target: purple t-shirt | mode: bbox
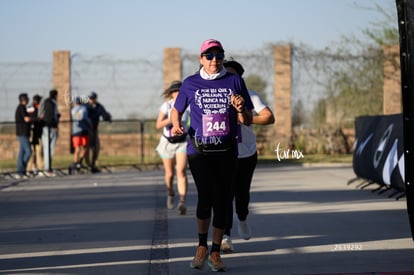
[174,72,253,155]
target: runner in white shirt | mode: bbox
[156,80,190,215]
[222,59,275,252]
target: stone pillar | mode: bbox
[163,48,182,90]
[383,45,401,114]
[273,45,292,144]
[53,51,71,155]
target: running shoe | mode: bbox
[167,195,175,209]
[177,202,187,215]
[45,171,57,177]
[208,251,226,272]
[238,220,251,240]
[15,174,28,180]
[37,171,46,177]
[190,246,208,269]
[90,166,101,173]
[220,234,234,252]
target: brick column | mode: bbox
[273,45,292,144]
[163,48,182,90]
[53,51,71,155]
[383,45,401,114]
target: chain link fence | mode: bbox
[1,42,384,170]
[70,53,164,119]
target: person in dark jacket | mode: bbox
[15,93,33,178]
[86,91,111,173]
[27,94,43,175]
[38,89,60,176]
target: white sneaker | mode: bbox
[220,234,234,252]
[15,174,28,180]
[46,171,57,177]
[37,171,46,177]
[238,220,251,240]
[167,195,175,209]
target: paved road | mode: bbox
[0,164,413,274]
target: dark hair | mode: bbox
[74,96,82,104]
[223,59,245,76]
[33,94,42,103]
[89,91,97,99]
[18,93,28,101]
[162,80,182,99]
[49,89,58,98]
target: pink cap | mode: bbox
[200,39,224,54]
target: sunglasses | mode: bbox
[202,52,225,61]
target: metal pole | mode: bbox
[396,0,414,240]
[48,126,51,172]
[140,120,145,165]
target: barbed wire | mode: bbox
[0,62,52,121]
[0,43,385,124]
[70,53,163,120]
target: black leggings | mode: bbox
[188,150,237,229]
[225,152,257,235]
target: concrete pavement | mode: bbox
[0,164,413,274]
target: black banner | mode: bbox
[353,114,405,191]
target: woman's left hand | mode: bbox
[231,94,245,113]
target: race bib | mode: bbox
[202,114,229,137]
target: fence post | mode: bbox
[273,45,292,146]
[163,48,182,88]
[140,120,145,164]
[383,45,401,115]
[53,51,71,156]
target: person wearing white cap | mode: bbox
[70,96,91,174]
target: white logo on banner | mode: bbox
[382,138,405,186]
[373,124,394,169]
[355,133,374,156]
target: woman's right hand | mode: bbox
[170,107,184,136]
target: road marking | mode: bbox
[149,181,169,275]
[0,236,410,273]
[0,259,149,273]
[0,244,151,260]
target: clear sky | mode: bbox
[0,0,396,62]
[0,0,398,121]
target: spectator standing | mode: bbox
[221,59,275,252]
[27,94,43,175]
[15,93,33,178]
[156,80,190,215]
[38,89,60,177]
[86,91,111,173]
[70,97,91,174]
[170,39,253,272]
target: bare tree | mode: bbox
[291,2,398,154]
